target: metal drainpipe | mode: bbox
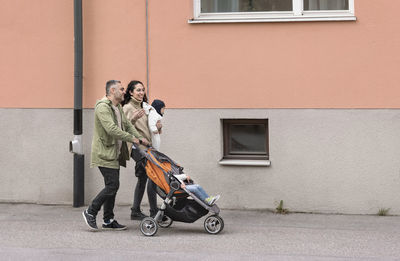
[146,0,149,98]
[69,0,84,207]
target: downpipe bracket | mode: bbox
[69,135,83,155]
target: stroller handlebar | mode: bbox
[131,144,151,162]
[132,143,152,149]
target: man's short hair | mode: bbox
[105,80,121,95]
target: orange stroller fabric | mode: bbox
[144,149,184,195]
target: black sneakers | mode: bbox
[102,220,127,231]
[83,209,126,231]
[82,209,98,230]
[130,210,147,220]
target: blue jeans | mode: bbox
[185,184,209,202]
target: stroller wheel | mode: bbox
[140,217,158,236]
[204,215,224,235]
[157,215,173,228]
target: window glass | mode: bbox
[223,119,269,160]
[303,0,349,11]
[201,0,293,13]
[229,124,266,154]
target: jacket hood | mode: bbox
[151,99,165,116]
[95,97,112,107]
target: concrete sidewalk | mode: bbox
[1,203,400,260]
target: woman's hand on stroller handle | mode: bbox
[140,138,149,146]
[132,137,149,146]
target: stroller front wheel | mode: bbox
[204,215,224,235]
[140,217,158,236]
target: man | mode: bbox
[82,80,149,231]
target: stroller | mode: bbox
[132,146,224,236]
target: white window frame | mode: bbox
[189,0,356,23]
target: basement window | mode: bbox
[220,119,270,166]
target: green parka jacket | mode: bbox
[90,97,143,169]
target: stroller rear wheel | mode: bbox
[157,215,173,228]
[204,215,224,235]
[140,217,158,236]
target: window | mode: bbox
[201,0,293,12]
[190,0,355,23]
[222,119,269,161]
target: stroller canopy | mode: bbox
[143,148,185,196]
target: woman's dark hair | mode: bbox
[122,80,147,106]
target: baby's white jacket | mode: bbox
[145,103,163,150]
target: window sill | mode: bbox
[189,15,356,24]
[219,159,271,167]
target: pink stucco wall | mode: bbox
[148,0,400,108]
[82,0,147,108]
[0,0,399,108]
[0,0,147,108]
[0,0,73,108]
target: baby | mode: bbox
[148,99,165,151]
[174,173,220,206]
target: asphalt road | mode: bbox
[1,203,400,260]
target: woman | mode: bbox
[122,80,159,220]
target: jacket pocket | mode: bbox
[98,138,117,161]
[100,136,115,146]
